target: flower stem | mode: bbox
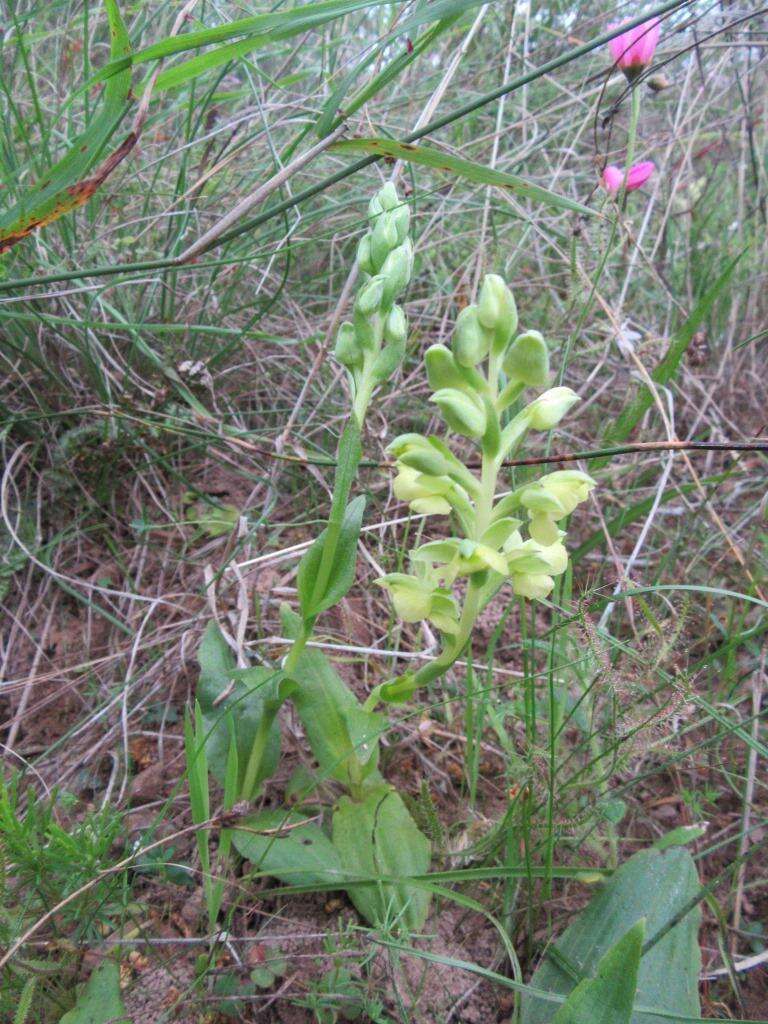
[620,86,642,211]
[369,352,503,708]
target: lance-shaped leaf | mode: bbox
[297,494,365,619]
[281,606,381,789]
[85,0,398,90]
[296,418,363,621]
[521,845,701,1024]
[0,1,133,253]
[329,138,597,217]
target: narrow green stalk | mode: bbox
[241,622,310,799]
[239,717,275,801]
[620,86,642,211]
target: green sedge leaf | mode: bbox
[0,0,132,253]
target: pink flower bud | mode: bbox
[602,165,624,195]
[625,160,655,190]
[608,17,660,81]
[601,161,655,196]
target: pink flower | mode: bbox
[602,161,655,196]
[608,17,660,80]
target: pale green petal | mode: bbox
[506,539,558,574]
[519,485,566,516]
[540,540,569,575]
[410,496,452,515]
[411,539,461,564]
[376,573,432,621]
[512,573,554,600]
[475,544,511,575]
[529,511,561,546]
[480,517,522,549]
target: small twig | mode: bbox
[731,652,765,955]
[175,124,347,265]
[496,438,768,469]
[84,410,768,469]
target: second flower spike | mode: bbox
[333,183,414,423]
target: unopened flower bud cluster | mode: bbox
[334,183,414,418]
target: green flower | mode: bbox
[526,386,580,429]
[411,537,508,583]
[376,573,460,634]
[510,572,556,600]
[393,466,471,517]
[518,471,596,544]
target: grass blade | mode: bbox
[329,138,597,217]
[598,252,745,459]
[0,0,132,252]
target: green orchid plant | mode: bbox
[191,183,432,933]
[190,183,594,936]
[370,275,595,706]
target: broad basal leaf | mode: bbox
[332,784,431,931]
[232,809,343,887]
[552,921,644,1024]
[196,622,281,796]
[59,961,126,1024]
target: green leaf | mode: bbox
[332,419,363,513]
[59,961,127,1024]
[86,0,396,88]
[196,623,281,795]
[281,607,381,788]
[296,420,363,621]
[332,784,431,931]
[329,138,596,217]
[297,494,365,618]
[0,1,132,252]
[597,252,744,463]
[552,921,644,1024]
[652,826,708,852]
[232,809,344,886]
[522,846,701,1024]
